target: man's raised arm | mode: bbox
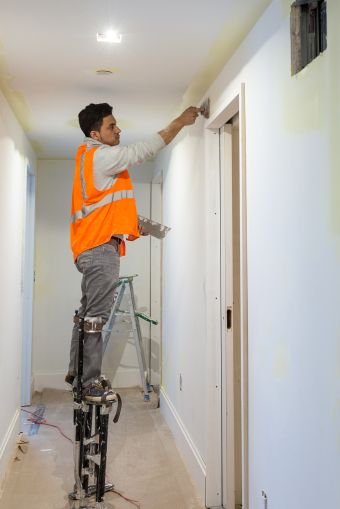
[158,106,202,145]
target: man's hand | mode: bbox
[139,225,149,236]
[127,225,149,241]
[159,106,203,145]
[178,106,202,126]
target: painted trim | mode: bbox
[160,387,206,504]
[0,409,20,487]
[207,96,240,130]
[239,83,249,509]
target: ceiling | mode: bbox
[0,0,271,159]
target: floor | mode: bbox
[0,388,205,509]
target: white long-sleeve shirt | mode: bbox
[84,133,165,191]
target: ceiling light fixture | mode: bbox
[96,30,122,43]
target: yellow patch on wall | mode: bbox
[66,118,80,129]
[272,342,290,379]
[176,0,272,113]
[282,55,328,133]
[281,0,292,18]
[328,1,340,238]
[30,139,44,155]
[116,118,133,129]
[279,0,340,238]
[0,41,32,132]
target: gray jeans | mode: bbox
[68,241,120,386]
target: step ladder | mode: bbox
[102,275,158,401]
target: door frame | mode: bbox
[205,84,249,508]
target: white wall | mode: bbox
[0,89,36,485]
[157,0,340,507]
[33,160,161,390]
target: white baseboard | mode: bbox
[0,409,20,490]
[160,387,206,504]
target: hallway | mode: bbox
[1,1,340,508]
[0,388,204,509]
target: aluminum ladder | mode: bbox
[102,275,158,401]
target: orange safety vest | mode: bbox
[70,144,140,261]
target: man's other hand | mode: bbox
[127,225,149,241]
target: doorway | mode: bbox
[205,86,248,509]
[21,167,35,406]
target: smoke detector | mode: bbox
[96,69,113,76]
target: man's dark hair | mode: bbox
[78,103,113,137]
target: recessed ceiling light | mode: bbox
[96,31,122,43]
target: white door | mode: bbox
[220,119,243,509]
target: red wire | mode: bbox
[21,408,73,444]
[108,487,141,509]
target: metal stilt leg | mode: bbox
[70,399,121,509]
[69,312,122,509]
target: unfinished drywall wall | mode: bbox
[157,0,340,507]
[33,160,161,391]
[0,89,36,484]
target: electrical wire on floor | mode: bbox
[20,407,142,509]
[21,407,73,443]
[107,487,141,509]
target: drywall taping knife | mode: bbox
[138,215,171,239]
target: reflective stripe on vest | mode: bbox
[79,151,117,201]
[80,152,88,200]
[70,189,135,223]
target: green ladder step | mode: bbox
[135,312,158,326]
